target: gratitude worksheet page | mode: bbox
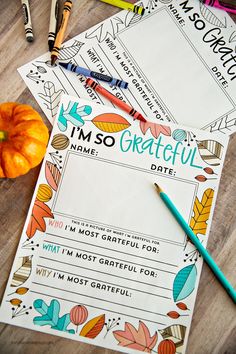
[18,0,236,134]
[0,95,229,354]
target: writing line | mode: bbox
[31,282,168,319]
[44,238,176,279]
[39,256,173,293]
[46,232,178,267]
[36,263,171,299]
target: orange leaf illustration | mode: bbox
[167,311,180,319]
[113,321,157,352]
[79,314,105,338]
[176,302,188,311]
[26,200,54,238]
[140,121,171,139]
[45,161,61,191]
[9,298,22,307]
[92,113,130,133]
[195,175,207,182]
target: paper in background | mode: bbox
[18,0,236,134]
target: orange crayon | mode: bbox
[86,78,147,123]
[51,0,73,66]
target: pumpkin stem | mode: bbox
[0,130,8,142]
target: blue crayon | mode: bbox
[59,62,128,89]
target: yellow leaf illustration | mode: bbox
[79,314,105,338]
[9,298,22,306]
[190,188,214,236]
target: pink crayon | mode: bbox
[202,0,236,15]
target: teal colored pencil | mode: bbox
[154,183,236,304]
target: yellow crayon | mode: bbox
[51,0,73,66]
[99,0,145,15]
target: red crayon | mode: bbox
[86,78,147,123]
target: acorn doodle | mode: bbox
[51,133,70,150]
[36,184,53,202]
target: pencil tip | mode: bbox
[154,183,163,194]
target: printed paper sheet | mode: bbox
[18,0,236,134]
[0,95,229,354]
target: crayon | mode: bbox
[21,0,34,42]
[48,0,59,51]
[201,0,236,15]
[86,78,147,122]
[59,62,129,89]
[99,0,145,15]
[154,183,236,304]
[51,0,73,66]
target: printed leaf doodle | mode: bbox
[10,256,32,287]
[38,81,64,118]
[159,325,186,354]
[79,314,105,338]
[210,115,236,134]
[33,63,47,74]
[199,2,227,28]
[190,188,214,236]
[229,31,236,43]
[176,302,188,311]
[85,18,123,43]
[113,321,158,352]
[125,3,144,27]
[26,200,54,238]
[173,264,197,302]
[92,113,130,133]
[58,101,92,132]
[9,299,22,307]
[58,40,84,60]
[140,121,171,139]
[45,161,61,191]
[8,287,29,296]
[33,299,75,334]
[196,140,223,166]
[167,311,181,319]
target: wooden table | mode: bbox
[0,1,235,353]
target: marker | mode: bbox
[51,0,73,66]
[48,0,59,51]
[86,78,147,122]
[154,183,236,304]
[201,0,236,15]
[59,62,129,89]
[21,0,34,42]
[99,0,145,15]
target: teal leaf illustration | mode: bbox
[51,313,72,332]
[173,264,197,302]
[33,299,75,334]
[58,101,92,132]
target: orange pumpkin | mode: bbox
[0,102,49,178]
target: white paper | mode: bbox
[18,0,236,134]
[0,95,229,354]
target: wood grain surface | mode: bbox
[0,1,235,353]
